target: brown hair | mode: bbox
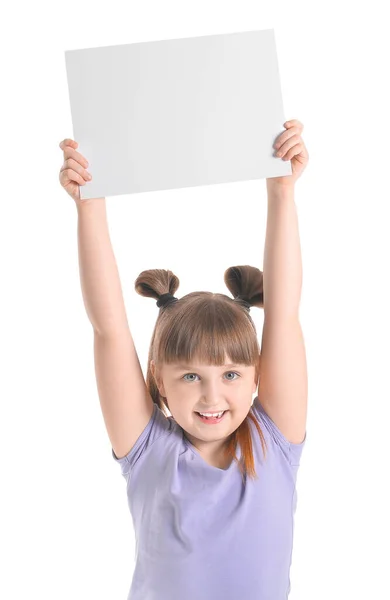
[134,265,268,482]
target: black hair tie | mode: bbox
[156,293,178,308]
[235,296,251,311]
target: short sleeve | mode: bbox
[251,396,306,467]
[111,401,174,478]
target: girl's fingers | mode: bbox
[61,143,89,168]
[285,119,303,131]
[59,167,88,187]
[60,157,91,182]
[273,120,303,150]
[275,133,301,157]
[274,127,300,150]
[281,142,304,160]
[59,139,78,149]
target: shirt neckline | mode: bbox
[182,430,241,472]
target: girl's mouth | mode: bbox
[195,411,228,424]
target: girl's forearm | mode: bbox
[263,183,303,319]
[76,199,130,336]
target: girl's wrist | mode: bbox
[76,197,106,212]
[266,181,295,198]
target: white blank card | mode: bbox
[64,29,292,200]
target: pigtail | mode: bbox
[224,265,264,310]
[135,268,180,301]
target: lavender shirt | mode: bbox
[112,395,306,600]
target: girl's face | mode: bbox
[151,355,259,457]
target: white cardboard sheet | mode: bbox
[64,29,291,199]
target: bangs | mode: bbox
[156,294,260,367]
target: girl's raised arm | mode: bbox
[59,139,154,459]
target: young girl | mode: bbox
[58,119,309,600]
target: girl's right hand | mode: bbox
[58,138,94,206]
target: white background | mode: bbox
[1,1,389,599]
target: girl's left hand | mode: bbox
[267,119,309,188]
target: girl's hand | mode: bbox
[58,139,95,207]
[267,119,309,189]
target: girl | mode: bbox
[58,119,309,600]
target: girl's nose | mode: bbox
[201,383,223,404]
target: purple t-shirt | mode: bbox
[112,395,306,600]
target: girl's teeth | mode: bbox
[199,411,224,418]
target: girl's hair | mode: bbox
[134,265,268,482]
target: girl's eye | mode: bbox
[182,374,198,382]
[182,371,240,382]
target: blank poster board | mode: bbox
[64,29,292,200]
